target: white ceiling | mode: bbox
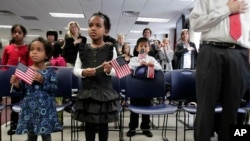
[0,0,196,45]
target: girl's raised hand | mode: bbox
[34,72,44,84]
[10,75,20,88]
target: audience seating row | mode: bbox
[1,65,249,141]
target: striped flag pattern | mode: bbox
[110,57,131,79]
[15,62,35,85]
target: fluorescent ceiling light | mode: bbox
[127,38,137,41]
[130,30,141,33]
[0,25,12,28]
[180,0,195,1]
[50,12,84,18]
[64,27,87,31]
[137,17,170,23]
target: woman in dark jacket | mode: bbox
[174,29,198,69]
[62,21,87,67]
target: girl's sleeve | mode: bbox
[168,50,174,61]
[150,57,162,70]
[128,57,140,70]
[106,47,117,76]
[42,70,58,94]
[73,52,86,78]
[1,47,8,65]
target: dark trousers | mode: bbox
[129,98,151,130]
[85,122,108,141]
[194,44,250,141]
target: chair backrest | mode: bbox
[170,69,196,101]
[164,71,171,85]
[0,65,17,97]
[49,66,72,98]
[125,70,165,98]
[72,73,82,92]
[112,76,120,93]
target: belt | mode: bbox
[201,41,243,49]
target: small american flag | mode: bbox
[110,57,131,78]
[138,49,146,59]
[15,62,35,85]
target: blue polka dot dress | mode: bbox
[15,68,63,135]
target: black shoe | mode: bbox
[143,130,153,137]
[8,123,17,135]
[7,129,16,135]
[126,130,136,137]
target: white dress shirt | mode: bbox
[190,0,250,48]
[129,54,162,70]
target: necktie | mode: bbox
[229,0,241,40]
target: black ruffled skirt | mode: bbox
[73,88,121,123]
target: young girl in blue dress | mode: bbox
[73,12,121,141]
[10,37,63,141]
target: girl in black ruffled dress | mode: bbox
[73,12,121,141]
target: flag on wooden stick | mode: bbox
[110,57,131,78]
[15,62,35,85]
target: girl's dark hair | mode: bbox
[121,43,132,56]
[29,37,53,61]
[11,24,27,36]
[90,12,110,31]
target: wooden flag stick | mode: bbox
[94,64,103,70]
[94,60,111,70]
[10,57,21,93]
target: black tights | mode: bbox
[85,122,108,141]
[27,133,51,141]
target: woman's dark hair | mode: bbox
[11,24,27,36]
[29,37,53,61]
[46,31,58,41]
[90,12,111,32]
[142,28,152,36]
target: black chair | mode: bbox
[125,70,178,141]
[51,66,73,141]
[12,66,73,141]
[70,73,82,141]
[111,76,125,141]
[0,65,17,141]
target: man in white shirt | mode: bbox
[190,0,250,141]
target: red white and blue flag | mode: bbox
[15,62,35,85]
[138,49,146,60]
[110,57,131,79]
